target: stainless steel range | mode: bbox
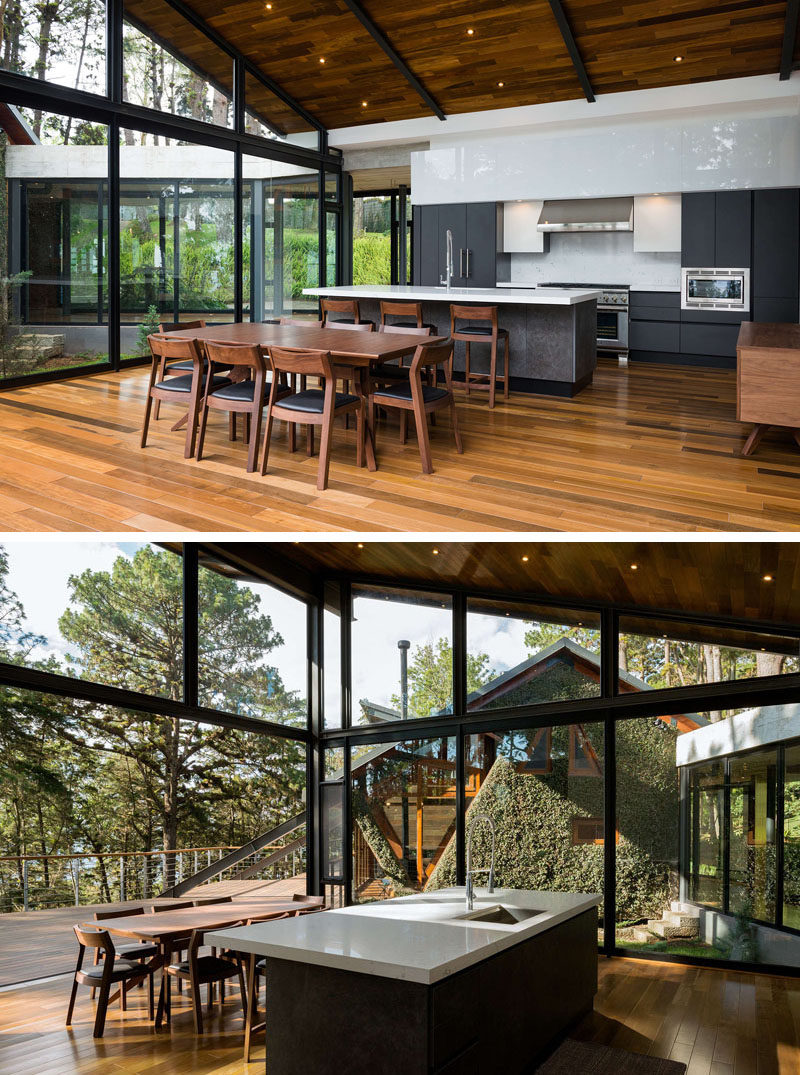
[538,282,630,362]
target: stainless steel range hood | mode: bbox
[536,197,634,233]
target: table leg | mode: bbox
[358,368,377,472]
[793,429,800,451]
[155,939,172,1029]
[741,423,768,457]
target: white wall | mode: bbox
[675,703,800,767]
[502,232,681,289]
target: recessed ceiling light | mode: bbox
[497,81,504,87]
[630,563,638,570]
[763,574,773,582]
[432,547,439,555]
[467,27,474,35]
[265,2,272,8]
[521,555,529,563]
[673,55,683,62]
[319,57,325,64]
[357,542,364,548]
[361,100,368,108]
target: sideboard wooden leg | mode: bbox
[741,424,768,457]
[793,428,800,451]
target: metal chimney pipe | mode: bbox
[398,640,410,720]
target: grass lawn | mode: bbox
[616,936,729,959]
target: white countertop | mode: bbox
[206,886,600,985]
[302,284,599,306]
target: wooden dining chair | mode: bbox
[279,317,323,328]
[450,304,510,408]
[262,346,367,491]
[66,926,155,1038]
[151,901,194,912]
[152,320,207,420]
[142,335,231,459]
[323,320,374,425]
[192,895,234,906]
[90,907,158,998]
[196,340,290,473]
[320,297,373,328]
[372,324,433,389]
[240,911,298,1061]
[166,927,248,1035]
[369,339,463,474]
[379,300,438,335]
[292,893,325,905]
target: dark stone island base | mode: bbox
[352,297,598,398]
[264,907,598,1075]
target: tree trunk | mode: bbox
[756,652,784,677]
[212,88,228,127]
[618,640,628,674]
[162,715,181,887]
[36,800,50,888]
[32,2,61,137]
[663,639,671,688]
[703,644,723,721]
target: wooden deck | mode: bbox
[1,956,797,1074]
[0,359,798,532]
[0,877,305,988]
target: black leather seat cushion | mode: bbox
[170,955,239,979]
[454,325,506,336]
[166,359,233,373]
[371,362,409,380]
[208,379,286,403]
[82,959,147,983]
[386,320,439,332]
[115,941,159,960]
[373,384,449,404]
[154,373,231,393]
[278,389,359,413]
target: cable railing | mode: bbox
[0,834,307,914]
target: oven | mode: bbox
[681,267,750,312]
[538,282,629,358]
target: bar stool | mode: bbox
[379,300,438,336]
[450,304,509,409]
[320,297,374,329]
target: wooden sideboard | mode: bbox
[736,321,800,456]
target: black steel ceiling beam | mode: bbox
[547,0,595,103]
[340,0,446,121]
[780,0,800,79]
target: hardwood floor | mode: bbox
[0,359,798,532]
[1,957,798,1074]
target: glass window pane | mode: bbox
[353,195,392,285]
[244,71,319,150]
[242,155,320,322]
[324,583,342,729]
[688,761,725,908]
[123,4,233,127]
[120,130,234,356]
[351,586,452,724]
[0,541,181,699]
[322,783,344,879]
[455,724,604,935]
[326,210,338,287]
[0,686,305,909]
[1,108,110,380]
[466,598,601,712]
[197,556,307,725]
[351,736,456,901]
[729,749,777,923]
[1,2,105,94]
[619,615,800,708]
[784,745,800,930]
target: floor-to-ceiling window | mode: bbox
[352,189,410,285]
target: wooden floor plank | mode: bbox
[0,360,798,531]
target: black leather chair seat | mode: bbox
[386,320,438,333]
[326,318,374,327]
[81,960,147,983]
[278,389,359,413]
[154,373,231,393]
[169,955,239,978]
[208,379,282,403]
[371,362,409,380]
[373,384,449,404]
[115,941,159,960]
[166,359,233,373]
[454,325,507,337]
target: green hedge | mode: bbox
[353,233,391,285]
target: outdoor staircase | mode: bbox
[632,901,701,944]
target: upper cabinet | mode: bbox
[501,201,548,253]
[633,196,681,252]
[681,191,752,267]
[414,202,501,288]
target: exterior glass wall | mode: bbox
[784,744,800,930]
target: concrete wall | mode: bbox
[695,904,800,968]
[676,704,800,767]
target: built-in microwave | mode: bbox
[681,267,750,312]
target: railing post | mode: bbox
[73,859,80,906]
[142,856,148,900]
[119,855,125,903]
[23,859,29,912]
[162,852,167,889]
[194,850,198,875]
[207,850,212,868]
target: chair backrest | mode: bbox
[409,340,455,382]
[152,900,194,912]
[380,300,423,326]
[321,297,359,324]
[293,893,325,904]
[205,340,266,375]
[244,911,293,925]
[450,304,498,333]
[296,905,325,915]
[378,324,432,337]
[192,895,234,906]
[325,320,373,333]
[268,346,334,381]
[94,906,144,921]
[280,317,323,328]
[74,924,114,955]
[158,319,206,333]
[147,333,203,365]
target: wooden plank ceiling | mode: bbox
[139,0,795,130]
[243,542,800,637]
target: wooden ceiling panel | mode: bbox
[247,541,800,632]
[132,1,793,131]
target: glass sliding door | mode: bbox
[688,761,725,907]
[728,749,777,923]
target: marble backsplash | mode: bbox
[498,232,681,289]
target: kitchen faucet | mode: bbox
[440,228,454,290]
[465,813,496,911]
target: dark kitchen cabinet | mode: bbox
[753,188,800,308]
[681,191,751,268]
[413,201,499,287]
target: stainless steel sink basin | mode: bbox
[453,904,544,925]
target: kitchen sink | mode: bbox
[452,904,544,925]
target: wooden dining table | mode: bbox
[160,321,448,471]
[82,898,305,1028]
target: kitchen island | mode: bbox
[208,887,600,1074]
[302,284,600,396]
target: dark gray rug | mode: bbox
[535,1039,687,1074]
